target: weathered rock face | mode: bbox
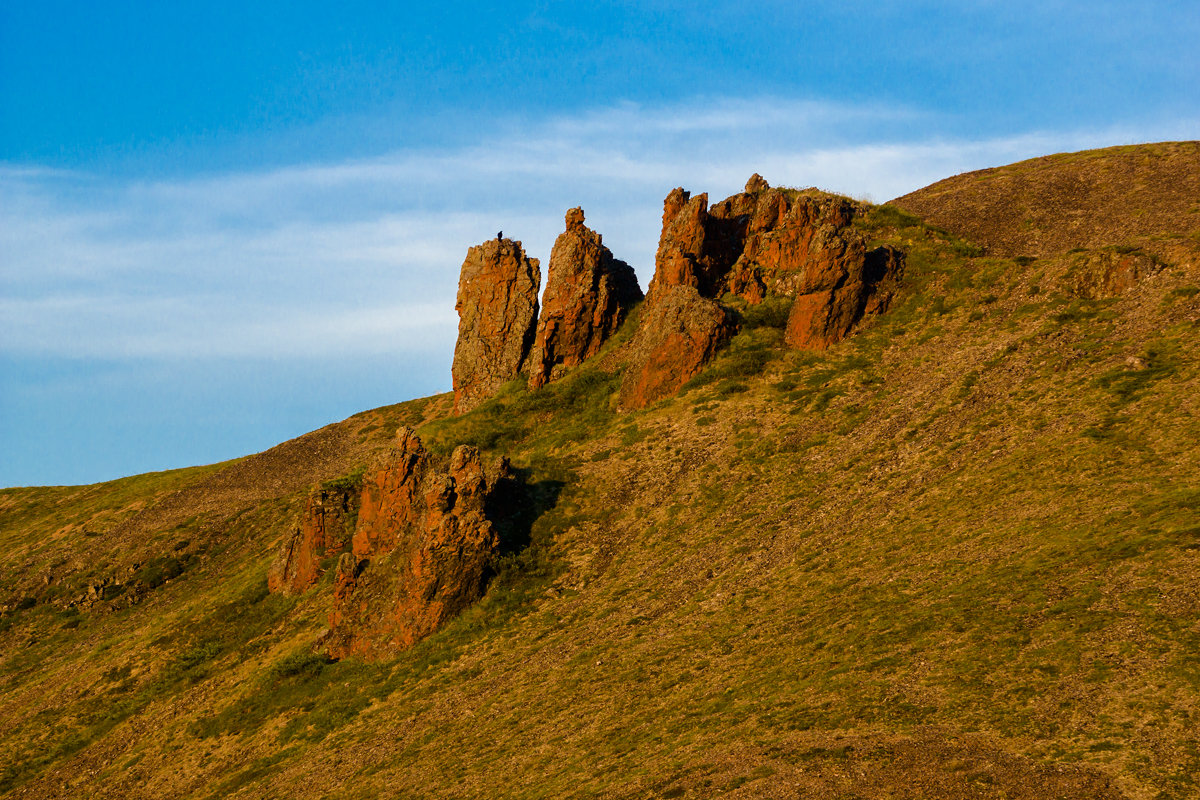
[648,189,719,301]
[452,238,541,414]
[327,428,505,660]
[618,285,736,410]
[723,191,863,303]
[350,427,429,558]
[643,174,905,364]
[782,240,907,350]
[527,208,643,389]
[268,486,358,595]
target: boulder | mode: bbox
[452,238,541,414]
[618,285,736,410]
[268,485,359,595]
[527,208,643,389]
[327,429,504,660]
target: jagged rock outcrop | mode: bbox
[446,175,904,413]
[327,428,507,660]
[267,486,358,595]
[452,238,541,414]
[784,242,906,349]
[641,174,905,370]
[723,191,862,303]
[648,188,720,301]
[527,208,643,389]
[618,285,736,410]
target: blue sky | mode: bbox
[2,1,1197,486]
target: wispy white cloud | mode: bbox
[0,295,456,358]
[2,97,1195,363]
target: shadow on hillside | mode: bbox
[486,467,564,564]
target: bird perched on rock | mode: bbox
[496,231,503,240]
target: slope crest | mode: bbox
[892,141,1200,259]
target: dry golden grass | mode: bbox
[892,141,1200,261]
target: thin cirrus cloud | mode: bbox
[2,97,1196,367]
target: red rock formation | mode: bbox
[452,238,541,414]
[327,428,505,660]
[639,175,906,365]
[618,285,735,410]
[784,283,870,350]
[527,208,643,389]
[268,486,358,595]
[351,427,429,557]
[725,191,863,302]
[647,189,717,301]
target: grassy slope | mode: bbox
[891,140,1200,261]
[3,150,1200,799]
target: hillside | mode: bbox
[892,140,1200,261]
[3,143,1200,799]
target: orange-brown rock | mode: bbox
[267,486,358,595]
[350,426,429,558]
[618,285,735,410]
[784,282,871,350]
[527,208,642,389]
[452,238,541,414]
[723,191,864,302]
[782,241,906,350]
[649,176,906,353]
[647,189,718,301]
[327,428,504,660]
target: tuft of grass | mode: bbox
[857,204,923,233]
[320,465,366,492]
[421,366,620,458]
[736,294,794,330]
[131,555,189,590]
[684,325,786,392]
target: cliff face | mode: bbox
[452,239,541,414]
[527,208,643,390]
[326,429,507,660]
